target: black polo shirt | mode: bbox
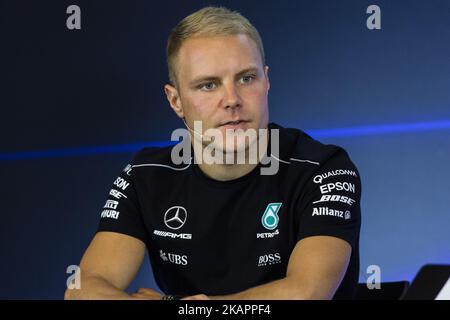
[97,122,362,299]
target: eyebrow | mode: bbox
[189,66,259,87]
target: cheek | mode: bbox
[241,85,268,108]
[183,92,218,117]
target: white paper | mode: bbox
[435,276,450,300]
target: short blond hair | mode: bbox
[166,6,266,87]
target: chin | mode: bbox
[221,134,258,154]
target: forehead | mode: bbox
[177,34,262,79]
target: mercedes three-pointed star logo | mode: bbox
[164,206,187,230]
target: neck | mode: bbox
[197,158,258,182]
[192,131,269,182]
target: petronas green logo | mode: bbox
[261,203,282,230]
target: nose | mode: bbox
[223,82,242,110]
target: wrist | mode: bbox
[161,294,183,300]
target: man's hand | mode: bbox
[181,294,210,300]
[131,288,164,300]
[132,289,210,300]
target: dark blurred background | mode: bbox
[1,0,449,299]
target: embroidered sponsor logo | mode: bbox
[159,249,188,266]
[257,229,280,239]
[100,209,120,219]
[164,206,187,230]
[123,164,132,176]
[153,230,192,240]
[313,169,358,184]
[312,207,351,220]
[109,189,127,200]
[261,203,282,230]
[319,182,355,194]
[258,253,281,267]
[104,199,119,210]
[113,177,130,191]
[313,194,356,206]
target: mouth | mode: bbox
[219,119,248,126]
[218,120,249,130]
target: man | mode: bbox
[65,6,361,300]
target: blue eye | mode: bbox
[199,82,217,91]
[241,74,256,84]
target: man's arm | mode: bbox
[64,231,161,300]
[183,235,351,300]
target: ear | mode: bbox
[164,84,184,119]
[264,66,270,92]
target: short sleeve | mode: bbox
[296,149,361,250]
[96,163,148,244]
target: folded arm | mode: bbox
[184,235,351,300]
[64,231,161,300]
